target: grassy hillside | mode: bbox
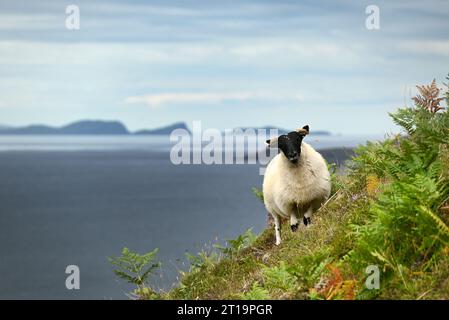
[111,77,449,300]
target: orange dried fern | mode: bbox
[312,265,357,300]
[366,174,381,196]
[412,79,445,113]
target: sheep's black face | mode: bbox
[277,131,304,164]
[265,125,309,164]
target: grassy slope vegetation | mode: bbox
[115,78,449,300]
[163,78,449,300]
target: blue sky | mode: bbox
[0,0,448,134]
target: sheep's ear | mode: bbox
[266,136,279,147]
[296,125,310,136]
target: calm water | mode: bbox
[0,134,383,152]
[0,135,383,299]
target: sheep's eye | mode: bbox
[288,134,300,141]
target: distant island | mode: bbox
[0,120,331,136]
[134,122,191,135]
[0,120,191,135]
[233,126,331,136]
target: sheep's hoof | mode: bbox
[290,223,299,232]
[303,216,311,226]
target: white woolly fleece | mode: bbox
[262,142,331,244]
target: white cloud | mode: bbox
[124,92,304,108]
[0,39,373,69]
[0,41,226,66]
[0,14,60,30]
[94,3,200,17]
[230,43,343,57]
[399,40,449,56]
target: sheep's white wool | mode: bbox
[263,142,331,245]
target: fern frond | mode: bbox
[413,79,445,113]
[418,205,449,243]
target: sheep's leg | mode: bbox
[290,207,300,232]
[303,207,313,226]
[272,214,282,245]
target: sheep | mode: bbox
[262,125,331,245]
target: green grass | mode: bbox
[164,181,373,300]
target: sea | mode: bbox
[0,134,384,299]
